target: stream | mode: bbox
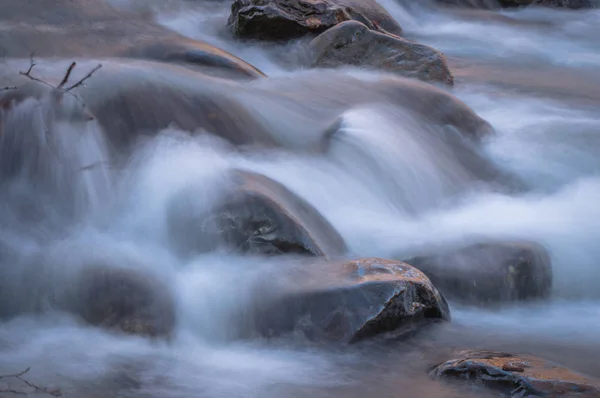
[0,0,599,397]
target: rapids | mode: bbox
[1,0,599,397]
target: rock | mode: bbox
[228,0,402,41]
[309,21,453,85]
[434,0,503,9]
[532,0,596,8]
[0,246,176,338]
[65,266,177,338]
[0,0,264,80]
[431,350,600,397]
[404,241,552,304]
[247,258,450,342]
[168,169,348,258]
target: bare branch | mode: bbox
[65,64,102,92]
[24,53,36,75]
[18,55,101,95]
[0,367,30,379]
[19,53,54,89]
[57,62,77,89]
[0,367,61,397]
[1,86,17,91]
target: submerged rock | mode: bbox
[248,258,450,342]
[0,251,176,338]
[65,266,177,338]
[0,0,264,80]
[309,21,453,85]
[228,0,402,41]
[168,169,348,258]
[431,350,600,397]
[404,241,552,304]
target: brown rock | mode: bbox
[228,0,402,41]
[431,350,600,397]
[0,0,264,80]
[309,21,453,85]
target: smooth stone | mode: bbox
[404,241,553,304]
[0,0,264,80]
[168,169,348,258]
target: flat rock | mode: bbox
[228,0,402,41]
[247,258,450,342]
[310,21,453,85]
[431,350,600,397]
[404,241,552,304]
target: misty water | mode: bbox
[1,1,600,397]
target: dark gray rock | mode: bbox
[228,0,402,41]
[309,21,453,85]
[168,169,348,258]
[431,350,600,397]
[532,0,597,9]
[404,241,552,304]
[65,266,177,338]
[248,258,450,342]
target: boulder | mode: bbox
[404,241,552,304]
[532,0,596,8]
[65,266,177,338]
[0,0,264,80]
[227,0,402,41]
[247,258,450,342]
[168,169,348,258]
[431,350,600,397]
[0,251,176,338]
[309,21,453,85]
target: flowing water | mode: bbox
[1,1,600,397]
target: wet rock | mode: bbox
[404,241,552,304]
[0,0,264,80]
[309,21,453,85]
[228,0,402,41]
[168,169,348,258]
[249,258,450,342]
[431,350,600,397]
[65,266,176,338]
[532,0,597,8]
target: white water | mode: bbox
[1,1,600,397]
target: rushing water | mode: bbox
[1,1,600,397]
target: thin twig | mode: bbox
[24,53,36,75]
[65,64,102,92]
[0,367,61,397]
[57,62,77,89]
[0,367,30,379]
[19,53,54,89]
[1,86,17,91]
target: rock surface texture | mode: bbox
[168,169,348,258]
[310,21,454,85]
[228,0,403,40]
[431,350,600,397]
[404,241,552,304]
[250,258,451,342]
